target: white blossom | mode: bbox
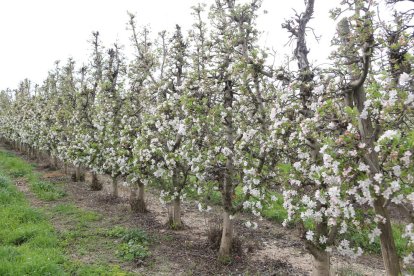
[399,72,410,86]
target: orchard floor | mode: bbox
[0,144,387,276]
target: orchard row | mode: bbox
[0,0,413,275]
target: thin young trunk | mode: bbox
[311,251,330,276]
[111,176,118,198]
[130,180,146,212]
[167,197,182,229]
[218,79,235,261]
[218,210,233,261]
[90,171,102,191]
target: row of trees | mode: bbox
[1,0,413,275]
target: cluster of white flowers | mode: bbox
[378,130,400,143]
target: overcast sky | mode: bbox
[0,0,400,91]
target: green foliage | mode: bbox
[117,242,150,262]
[345,223,409,257]
[105,227,151,262]
[105,226,129,238]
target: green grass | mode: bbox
[261,192,288,224]
[52,203,102,226]
[0,172,66,275]
[64,261,131,276]
[0,150,133,275]
[0,151,65,201]
[30,179,66,201]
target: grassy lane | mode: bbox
[0,150,137,275]
[0,167,66,275]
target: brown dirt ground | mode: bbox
[3,145,387,276]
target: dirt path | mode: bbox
[4,146,386,275]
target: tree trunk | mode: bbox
[75,166,84,182]
[90,171,102,191]
[374,197,401,276]
[338,17,402,276]
[35,149,41,163]
[312,251,330,276]
[30,147,36,159]
[217,78,235,262]
[111,176,118,198]
[218,210,233,261]
[355,86,401,276]
[130,181,146,212]
[167,197,182,229]
[50,155,58,169]
[54,156,58,169]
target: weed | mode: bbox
[105,226,151,262]
[106,226,129,238]
[118,241,150,261]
